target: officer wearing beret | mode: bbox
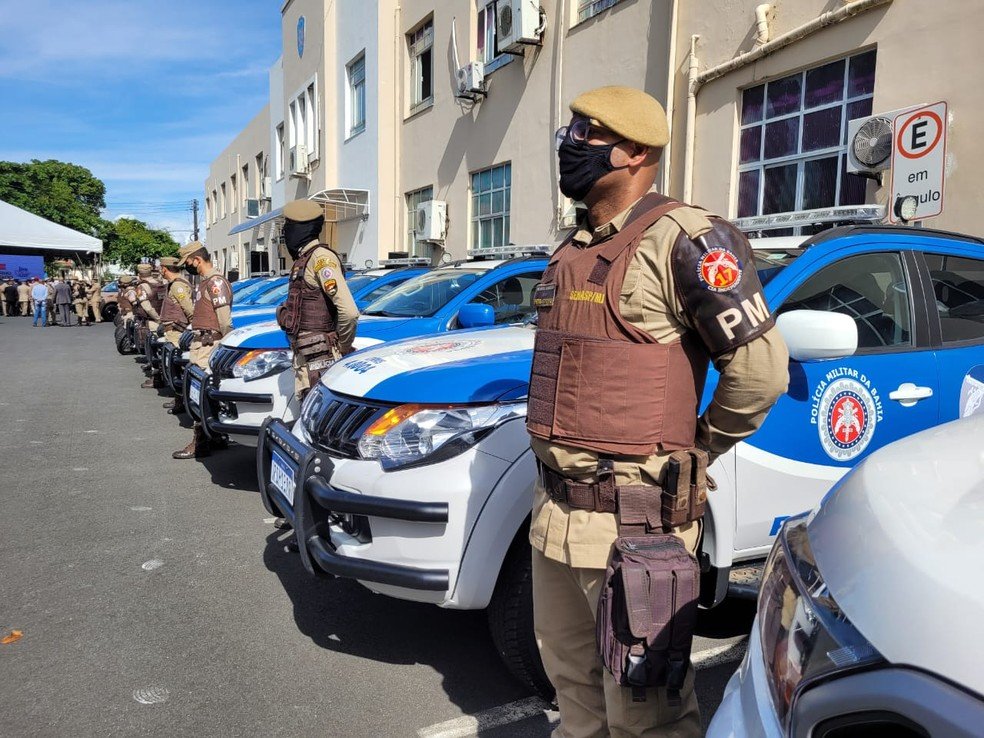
[117,275,136,325]
[158,256,195,413]
[172,243,234,459]
[528,86,789,736]
[86,278,103,323]
[276,200,358,403]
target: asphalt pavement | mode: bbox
[0,316,754,736]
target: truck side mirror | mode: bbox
[776,309,858,362]
[458,303,495,328]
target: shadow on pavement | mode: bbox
[262,530,531,717]
[197,442,262,492]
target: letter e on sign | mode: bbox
[889,101,947,223]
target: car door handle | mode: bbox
[889,383,934,407]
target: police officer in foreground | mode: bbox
[172,242,233,460]
[158,256,195,414]
[528,87,789,737]
[276,200,359,403]
[135,263,166,388]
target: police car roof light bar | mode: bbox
[731,205,887,232]
[379,257,432,268]
[465,244,554,260]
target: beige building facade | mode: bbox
[207,0,982,272]
[203,105,271,277]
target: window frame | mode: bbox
[219,182,227,220]
[736,50,876,229]
[576,0,623,24]
[347,52,367,138]
[476,1,512,74]
[405,185,435,255]
[469,162,512,250]
[408,19,435,113]
[777,249,930,357]
[914,249,984,349]
[470,269,544,325]
[275,123,286,180]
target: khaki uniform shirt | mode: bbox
[530,201,789,569]
[297,240,359,352]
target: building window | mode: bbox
[255,153,264,197]
[737,50,876,226]
[305,82,317,156]
[275,123,286,180]
[406,186,434,255]
[470,162,511,249]
[477,2,511,72]
[577,0,622,23]
[348,53,366,136]
[219,183,226,219]
[205,196,212,225]
[211,189,218,223]
[241,164,249,207]
[230,173,238,213]
[408,20,434,111]
[287,80,319,168]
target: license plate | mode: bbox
[189,379,201,406]
[270,450,296,507]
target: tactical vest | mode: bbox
[527,197,709,457]
[117,288,133,313]
[276,246,339,337]
[160,277,191,330]
[138,278,165,314]
[191,274,230,333]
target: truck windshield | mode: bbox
[362,269,483,317]
[251,283,289,305]
[753,248,805,286]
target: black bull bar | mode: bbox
[256,418,450,592]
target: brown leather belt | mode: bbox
[538,462,618,513]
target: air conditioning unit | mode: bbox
[289,144,310,177]
[455,61,486,99]
[261,176,272,200]
[415,200,447,243]
[245,199,260,218]
[846,107,919,177]
[495,0,544,54]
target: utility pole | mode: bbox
[192,199,200,241]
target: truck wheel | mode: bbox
[115,324,133,354]
[102,303,118,322]
[487,542,555,701]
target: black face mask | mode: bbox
[283,218,324,259]
[184,260,198,276]
[558,135,627,202]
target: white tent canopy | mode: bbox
[0,199,102,253]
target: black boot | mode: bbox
[172,423,210,459]
[166,397,186,415]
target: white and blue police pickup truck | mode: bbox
[257,224,984,696]
[189,248,549,447]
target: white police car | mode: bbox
[707,414,984,738]
[258,224,984,693]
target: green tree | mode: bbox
[0,159,106,235]
[99,218,180,267]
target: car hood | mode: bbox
[231,306,278,328]
[221,314,421,350]
[355,314,416,336]
[806,414,984,697]
[322,325,536,404]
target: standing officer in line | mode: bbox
[117,275,137,324]
[158,256,195,414]
[134,263,165,387]
[86,279,103,323]
[276,200,359,403]
[172,243,233,460]
[17,280,32,317]
[527,87,789,737]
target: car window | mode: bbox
[102,282,119,293]
[470,272,542,324]
[359,281,402,304]
[346,275,375,293]
[362,269,482,317]
[778,252,911,350]
[235,279,278,302]
[752,248,805,286]
[252,283,289,305]
[923,253,984,343]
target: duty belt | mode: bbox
[538,460,618,513]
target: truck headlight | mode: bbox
[758,513,884,728]
[357,402,527,470]
[232,349,292,382]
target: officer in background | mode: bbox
[86,279,103,323]
[158,256,195,414]
[528,87,789,737]
[276,200,359,403]
[117,275,136,324]
[72,279,89,326]
[45,279,58,325]
[172,243,233,460]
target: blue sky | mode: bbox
[0,0,281,241]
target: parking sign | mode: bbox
[889,101,948,223]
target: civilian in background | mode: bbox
[31,280,48,327]
[4,280,18,316]
[53,279,73,326]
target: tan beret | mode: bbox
[177,241,206,266]
[119,275,134,285]
[159,256,180,268]
[570,86,669,148]
[136,263,153,275]
[283,199,324,223]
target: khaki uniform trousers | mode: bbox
[533,547,701,738]
[291,345,342,398]
[89,299,102,322]
[164,329,184,346]
[19,300,31,316]
[190,340,217,370]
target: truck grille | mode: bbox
[208,346,251,379]
[303,386,393,459]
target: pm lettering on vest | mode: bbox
[715,293,770,340]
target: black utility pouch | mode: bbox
[596,533,700,704]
